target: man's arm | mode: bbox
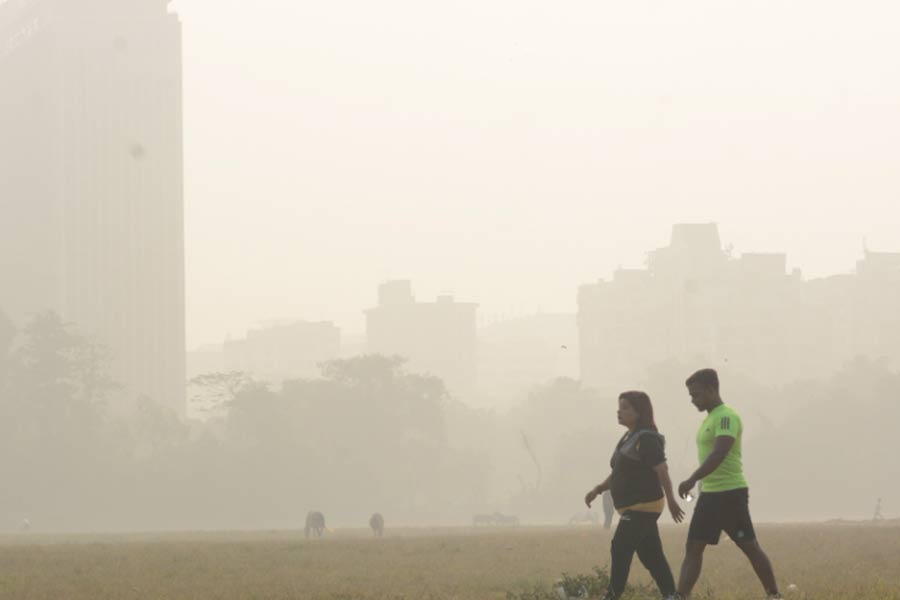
[678,436,735,498]
[585,474,612,508]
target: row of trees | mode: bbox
[0,311,493,531]
[1,309,896,531]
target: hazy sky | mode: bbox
[174,0,900,347]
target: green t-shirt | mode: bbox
[696,404,748,493]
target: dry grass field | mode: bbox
[1,522,898,599]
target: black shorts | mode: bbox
[687,488,756,545]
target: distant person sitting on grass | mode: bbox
[585,391,684,600]
[675,368,781,600]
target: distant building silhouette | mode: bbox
[578,223,900,389]
[0,0,185,413]
[849,249,900,363]
[365,281,477,399]
[477,313,577,407]
[223,320,341,383]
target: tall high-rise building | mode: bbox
[0,0,185,413]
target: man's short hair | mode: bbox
[686,368,719,391]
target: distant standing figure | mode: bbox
[874,498,884,522]
[602,491,615,530]
[305,511,326,539]
[21,518,31,532]
[370,512,385,537]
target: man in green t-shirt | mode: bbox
[675,369,781,599]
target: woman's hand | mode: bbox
[668,498,685,523]
[586,476,611,508]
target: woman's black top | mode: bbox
[608,429,666,510]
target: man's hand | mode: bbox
[668,499,685,523]
[585,487,599,508]
[678,478,696,500]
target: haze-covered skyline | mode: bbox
[3,0,900,542]
[175,0,900,346]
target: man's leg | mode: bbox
[679,492,720,598]
[676,540,707,598]
[724,490,779,596]
[736,539,779,596]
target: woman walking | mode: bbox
[585,391,684,600]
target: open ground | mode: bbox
[1,522,898,599]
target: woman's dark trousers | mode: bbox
[607,510,675,599]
